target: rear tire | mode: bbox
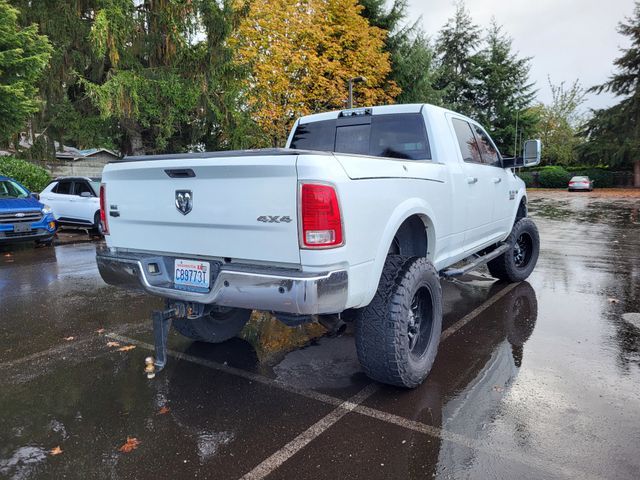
[487,218,540,282]
[173,308,251,343]
[355,255,443,388]
[93,211,103,236]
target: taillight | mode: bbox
[300,183,343,248]
[99,183,109,235]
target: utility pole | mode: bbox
[347,77,366,109]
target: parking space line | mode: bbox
[110,332,595,480]
[239,383,379,480]
[440,282,519,341]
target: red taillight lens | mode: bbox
[99,183,109,235]
[300,183,343,248]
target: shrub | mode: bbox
[517,171,535,187]
[0,156,51,192]
[537,166,570,188]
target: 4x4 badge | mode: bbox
[175,190,193,215]
[257,216,292,223]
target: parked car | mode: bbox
[40,176,103,234]
[568,176,593,191]
[0,175,57,245]
[97,103,542,388]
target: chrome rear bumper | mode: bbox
[96,247,348,315]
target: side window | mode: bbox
[54,181,72,195]
[289,120,337,151]
[472,125,501,167]
[370,113,431,160]
[452,118,482,164]
[73,181,93,196]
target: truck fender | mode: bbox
[361,198,437,307]
[511,191,528,227]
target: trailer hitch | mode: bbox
[145,301,205,378]
[144,307,177,378]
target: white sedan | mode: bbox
[40,177,103,234]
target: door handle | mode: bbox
[466,177,478,184]
[492,178,502,184]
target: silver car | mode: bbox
[568,176,593,191]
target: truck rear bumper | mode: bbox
[96,247,348,315]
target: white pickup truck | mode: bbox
[97,103,541,388]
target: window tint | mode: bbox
[335,124,370,155]
[452,119,482,163]
[290,113,431,160]
[54,181,72,195]
[472,125,501,167]
[73,181,93,196]
[370,114,430,160]
[289,120,336,151]
[0,180,29,198]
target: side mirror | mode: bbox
[31,192,40,200]
[522,139,541,167]
[80,191,92,198]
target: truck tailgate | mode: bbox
[102,154,301,265]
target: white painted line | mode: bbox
[440,282,519,341]
[110,332,595,480]
[106,333,345,408]
[239,383,379,480]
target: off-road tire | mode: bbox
[487,217,540,282]
[355,255,443,388]
[173,308,251,343]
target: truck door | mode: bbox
[470,124,512,239]
[451,118,495,249]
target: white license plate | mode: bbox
[174,259,210,289]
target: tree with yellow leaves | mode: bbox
[233,0,400,146]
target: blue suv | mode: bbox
[0,175,57,245]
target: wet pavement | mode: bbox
[1,190,639,479]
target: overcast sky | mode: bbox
[407,0,635,111]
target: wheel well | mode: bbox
[388,215,428,257]
[516,198,527,222]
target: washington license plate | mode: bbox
[174,259,210,289]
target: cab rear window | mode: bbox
[290,113,431,160]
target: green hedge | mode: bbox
[517,171,535,188]
[537,166,571,188]
[0,156,51,192]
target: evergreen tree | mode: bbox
[474,21,537,155]
[359,0,440,104]
[0,0,51,145]
[433,1,481,115]
[581,1,640,186]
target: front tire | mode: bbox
[355,256,443,388]
[487,218,540,282]
[173,308,251,343]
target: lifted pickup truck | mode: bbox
[97,103,541,388]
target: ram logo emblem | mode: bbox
[257,216,292,224]
[175,190,193,215]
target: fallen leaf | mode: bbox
[117,345,136,352]
[106,341,121,348]
[157,406,170,415]
[492,385,504,393]
[608,298,620,304]
[118,437,141,453]
[50,446,63,455]
[96,328,106,334]
[64,336,75,341]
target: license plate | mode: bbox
[13,223,32,233]
[174,259,210,289]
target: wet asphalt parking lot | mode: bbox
[1,191,639,480]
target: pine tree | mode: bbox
[0,0,51,145]
[358,0,440,104]
[582,1,640,185]
[474,21,537,155]
[433,1,481,115]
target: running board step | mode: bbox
[440,243,510,278]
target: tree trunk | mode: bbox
[634,158,640,188]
